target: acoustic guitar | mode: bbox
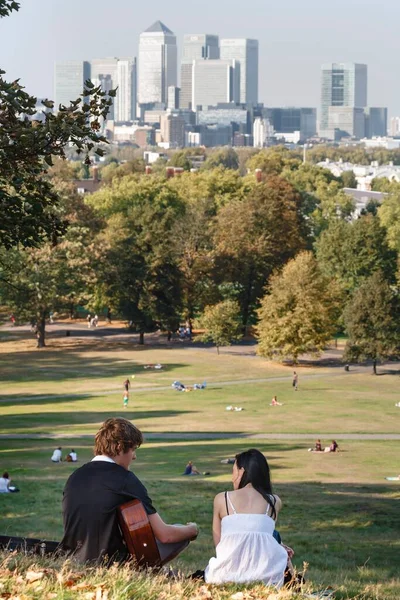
[117,498,189,569]
[0,499,188,569]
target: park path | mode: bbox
[0,432,399,440]
[0,364,395,404]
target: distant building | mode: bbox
[168,86,180,109]
[327,106,365,139]
[389,116,400,137]
[233,132,253,146]
[197,105,250,131]
[200,124,232,147]
[220,39,258,105]
[138,21,177,106]
[253,117,274,147]
[54,61,90,110]
[263,107,317,141]
[160,111,186,148]
[320,63,367,137]
[180,34,219,109]
[91,57,137,122]
[364,107,388,138]
[135,126,156,147]
[192,59,240,108]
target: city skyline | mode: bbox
[0,0,396,115]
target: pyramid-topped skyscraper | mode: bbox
[138,21,177,107]
[145,20,173,34]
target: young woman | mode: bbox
[204,449,289,587]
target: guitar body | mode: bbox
[117,499,190,569]
[117,499,162,568]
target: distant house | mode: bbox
[73,166,102,195]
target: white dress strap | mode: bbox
[227,492,237,514]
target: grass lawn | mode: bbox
[0,335,399,599]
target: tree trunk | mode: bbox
[36,314,46,348]
[167,331,172,342]
[139,332,144,345]
[373,359,377,375]
[216,345,220,355]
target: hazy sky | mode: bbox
[0,0,398,116]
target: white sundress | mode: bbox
[204,492,288,587]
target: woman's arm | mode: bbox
[273,494,282,524]
[148,512,198,544]
[212,493,223,547]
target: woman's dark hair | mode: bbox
[235,449,276,519]
[2,472,9,479]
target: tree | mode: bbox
[199,300,243,354]
[246,146,301,176]
[378,194,400,253]
[90,176,184,343]
[340,170,358,189]
[257,252,342,363]
[213,176,307,327]
[169,150,191,171]
[0,186,101,346]
[202,148,239,171]
[0,1,113,249]
[316,214,398,292]
[343,271,400,374]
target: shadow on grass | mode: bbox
[0,349,189,382]
[0,410,195,432]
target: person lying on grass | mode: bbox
[61,418,198,564]
[192,449,296,588]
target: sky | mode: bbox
[0,0,398,117]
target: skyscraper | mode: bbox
[54,61,90,110]
[180,34,219,109]
[320,63,368,134]
[138,21,177,107]
[192,59,240,108]
[220,39,258,105]
[90,57,136,121]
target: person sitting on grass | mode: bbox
[0,471,11,493]
[308,439,323,452]
[66,449,78,462]
[325,440,339,453]
[51,447,62,463]
[61,418,198,564]
[195,449,296,588]
[183,461,200,476]
[270,396,283,406]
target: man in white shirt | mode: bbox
[51,447,62,462]
[0,472,10,493]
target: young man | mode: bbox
[61,418,198,564]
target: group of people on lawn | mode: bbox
[59,418,299,589]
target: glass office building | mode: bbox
[54,61,90,110]
[320,63,367,133]
[138,21,177,106]
[220,39,258,105]
[180,34,219,109]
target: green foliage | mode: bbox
[169,149,192,171]
[340,170,358,189]
[214,176,307,326]
[0,0,19,17]
[257,252,342,363]
[0,1,113,248]
[343,271,400,373]
[315,214,398,292]
[202,147,239,171]
[0,187,101,346]
[246,146,301,176]
[378,194,400,253]
[199,299,243,353]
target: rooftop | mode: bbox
[144,21,173,34]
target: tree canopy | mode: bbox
[257,252,341,363]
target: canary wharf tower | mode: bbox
[138,21,177,107]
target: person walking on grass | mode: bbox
[292,371,298,391]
